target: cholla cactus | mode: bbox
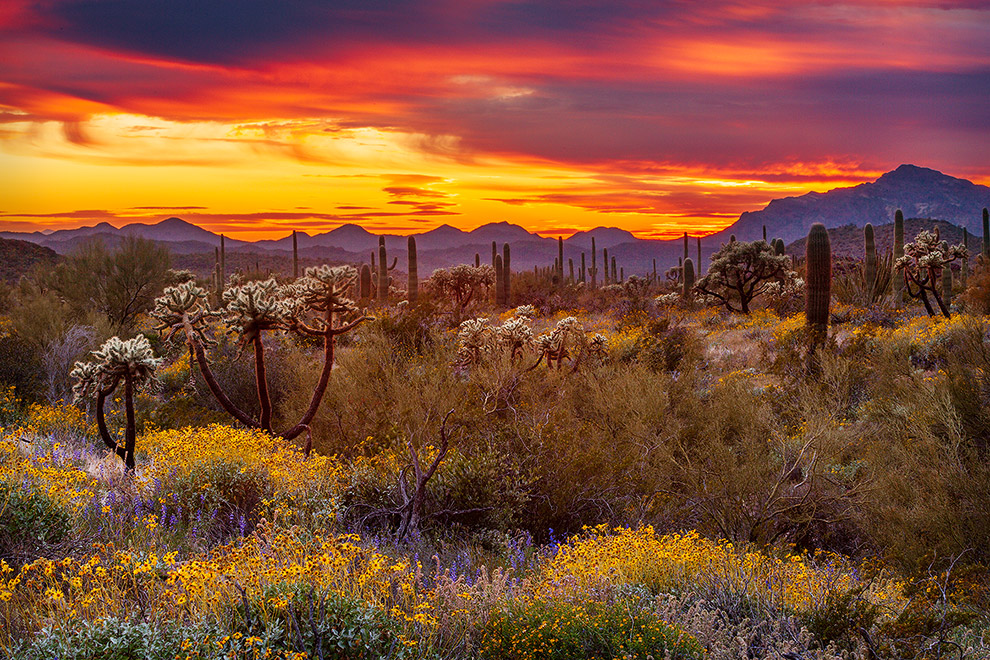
[533,316,586,370]
[494,316,534,362]
[588,333,608,358]
[153,266,370,451]
[512,305,536,320]
[71,335,161,471]
[456,318,492,366]
[895,228,966,318]
[428,264,495,324]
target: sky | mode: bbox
[1,1,988,240]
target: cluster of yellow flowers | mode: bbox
[536,526,906,617]
[883,313,987,350]
[0,438,96,514]
[140,425,344,518]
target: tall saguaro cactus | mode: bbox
[502,243,511,305]
[682,257,695,298]
[892,210,905,308]
[591,237,598,288]
[805,223,832,362]
[557,236,564,285]
[494,254,505,306]
[71,336,161,471]
[408,236,418,304]
[377,236,397,304]
[603,248,609,284]
[864,223,877,300]
[359,264,372,303]
[580,252,586,283]
[983,208,989,258]
[292,230,299,279]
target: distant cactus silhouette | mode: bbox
[71,335,161,471]
[603,248,609,284]
[557,236,564,285]
[580,252,587,283]
[805,223,831,362]
[408,236,418,304]
[864,223,877,299]
[292,230,299,279]
[378,236,397,304]
[591,237,598,288]
[892,209,905,307]
[503,243,511,305]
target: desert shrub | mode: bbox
[0,482,71,567]
[374,297,443,354]
[638,317,703,372]
[0,330,44,403]
[481,597,704,660]
[961,257,990,314]
[12,618,210,660]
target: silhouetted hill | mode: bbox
[717,165,990,244]
[785,218,978,259]
[0,238,59,283]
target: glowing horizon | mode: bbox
[2,1,988,240]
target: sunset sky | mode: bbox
[1,1,988,240]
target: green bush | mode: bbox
[13,618,204,660]
[481,598,704,660]
[0,482,72,567]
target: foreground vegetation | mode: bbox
[1,227,990,659]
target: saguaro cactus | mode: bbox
[697,236,702,274]
[682,258,695,297]
[892,210,905,307]
[805,223,831,360]
[683,232,689,263]
[557,236,564,285]
[378,236,397,304]
[475,253,480,268]
[494,254,505,306]
[611,256,617,282]
[502,243,511,305]
[580,252,586,283]
[360,264,372,303]
[71,335,161,471]
[983,208,989,258]
[603,248,609,284]
[491,241,497,266]
[941,240,953,308]
[591,237,598,288]
[568,258,574,283]
[408,235,418,304]
[864,223,876,300]
[292,230,299,279]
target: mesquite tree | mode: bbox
[152,268,370,452]
[896,228,966,318]
[71,335,161,471]
[695,240,794,313]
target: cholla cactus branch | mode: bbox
[70,335,161,471]
[896,227,967,318]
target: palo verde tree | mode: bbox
[695,240,794,313]
[427,264,495,324]
[70,335,161,471]
[152,267,370,452]
[895,227,967,318]
[47,236,172,333]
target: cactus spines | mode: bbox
[805,223,832,361]
[893,210,905,307]
[983,207,989,258]
[502,243,511,305]
[682,257,695,297]
[292,230,299,279]
[941,240,952,307]
[360,264,372,303]
[408,235,418,304]
[864,223,876,300]
[494,254,505,306]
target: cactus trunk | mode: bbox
[683,258,695,297]
[581,252,586,283]
[983,207,989,258]
[292,230,299,279]
[591,237,598,289]
[503,243,511,305]
[378,237,388,304]
[494,254,505,306]
[408,235,418,304]
[893,210,904,307]
[360,264,372,303]
[941,240,952,308]
[864,223,876,301]
[805,223,832,362]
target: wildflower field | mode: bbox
[2,246,990,659]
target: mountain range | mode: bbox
[2,164,987,278]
